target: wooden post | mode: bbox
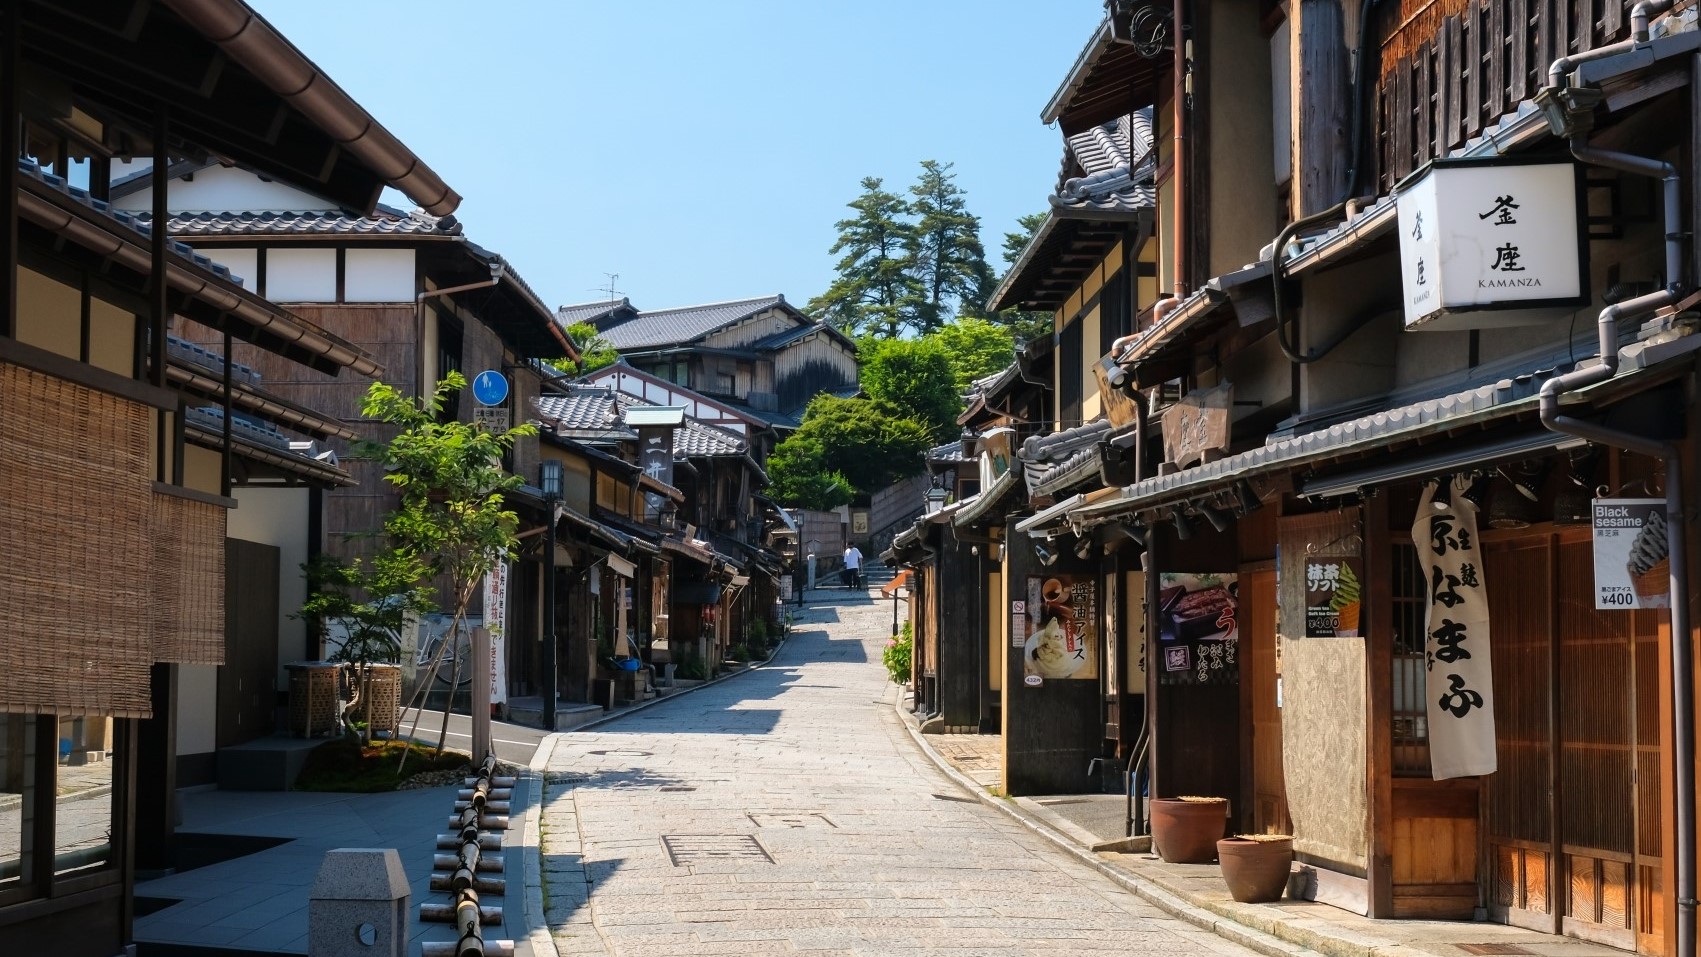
[1293,0,1351,216]
[471,627,491,763]
[1364,492,1394,917]
[0,0,17,341]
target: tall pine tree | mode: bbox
[908,160,993,332]
[806,177,922,338]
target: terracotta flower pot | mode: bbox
[1150,797,1228,864]
[1217,836,1294,903]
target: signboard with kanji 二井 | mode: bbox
[1397,159,1586,330]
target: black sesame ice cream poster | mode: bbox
[1593,498,1669,609]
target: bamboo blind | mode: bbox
[150,492,226,666]
[0,362,154,716]
[1277,508,1370,868]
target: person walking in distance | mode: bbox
[843,543,864,590]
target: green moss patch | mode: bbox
[293,737,470,793]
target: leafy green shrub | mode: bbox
[882,621,913,684]
[675,647,706,680]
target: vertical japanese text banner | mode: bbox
[1412,478,1495,779]
[482,558,509,706]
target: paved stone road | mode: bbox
[538,589,1263,957]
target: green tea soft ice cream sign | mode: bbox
[1305,557,1362,637]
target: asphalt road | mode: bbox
[396,705,549,766]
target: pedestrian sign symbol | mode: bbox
[472,370,509,407]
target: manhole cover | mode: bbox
[747,812,835,829]
[588,749,652,757]
[661,834,772,866]
[544,772,591,784]
[931,792,976,803]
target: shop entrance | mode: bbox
[1482,529,1664,954]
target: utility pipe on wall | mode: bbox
[415,267,503,399]
[1541,16,1691,953]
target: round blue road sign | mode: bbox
[472,370,509,406]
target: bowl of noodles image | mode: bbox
[1024,604,1083,679]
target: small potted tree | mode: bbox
[298,552,433,745]
[1217,833,1294,903]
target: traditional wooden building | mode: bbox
[562,294,859,433]
[0,1,453,950]
[982,1,1701,953]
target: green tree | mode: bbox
[298,553,435,745]
[859,336,962,442]
[908,160,994,331]
[357,371,536,761]
[768,395,929,504]
[930,317,1017,394]
[990,210,1054,342]
[560,321,620,375]
[765,440,854,511]
[806,177,922,338]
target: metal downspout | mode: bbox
[1535,126,1693,957]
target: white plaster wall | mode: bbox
[229,487,312,687]
[176,665,218,758]
[344,248,415,302]
[266,248,337,302]
[204,248,257,291]
[111,164,337,213]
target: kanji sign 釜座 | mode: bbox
[1397,160,1584,330]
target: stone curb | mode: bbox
[892,696,1323,957]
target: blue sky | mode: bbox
[250,1,1098,313]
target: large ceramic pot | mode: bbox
[1150,797,1228,864]
[1217,836,1294,903]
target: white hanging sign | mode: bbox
[1592,498,1670,609]
[482,559,509,705]
[1412,478,1497,779]
[1397,159,1585,330]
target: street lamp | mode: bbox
[925,481,948,515]
[539,460,563,731]
[890,578,906,636]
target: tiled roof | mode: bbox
[724,401,802,431]
[927,440,966,464]
[1021,418,1111,497]
[18,161,242,283]
[1052,107,1156,216]
[676,419,747,458]
[534,388,630,439]
[557,298,633,327]
[157,206,442,238]
[594,295,786,350]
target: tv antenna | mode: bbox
[590,272,623,303]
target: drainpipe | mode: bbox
[1171,0,1188,297]
[1548,0,1673,89]
[1535,124,1692,957]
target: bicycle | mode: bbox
[414,617,475,687]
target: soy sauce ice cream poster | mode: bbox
[1157,572,1238,686]
[1022,575,1098,680]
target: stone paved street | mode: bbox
[537,589,1272,957]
